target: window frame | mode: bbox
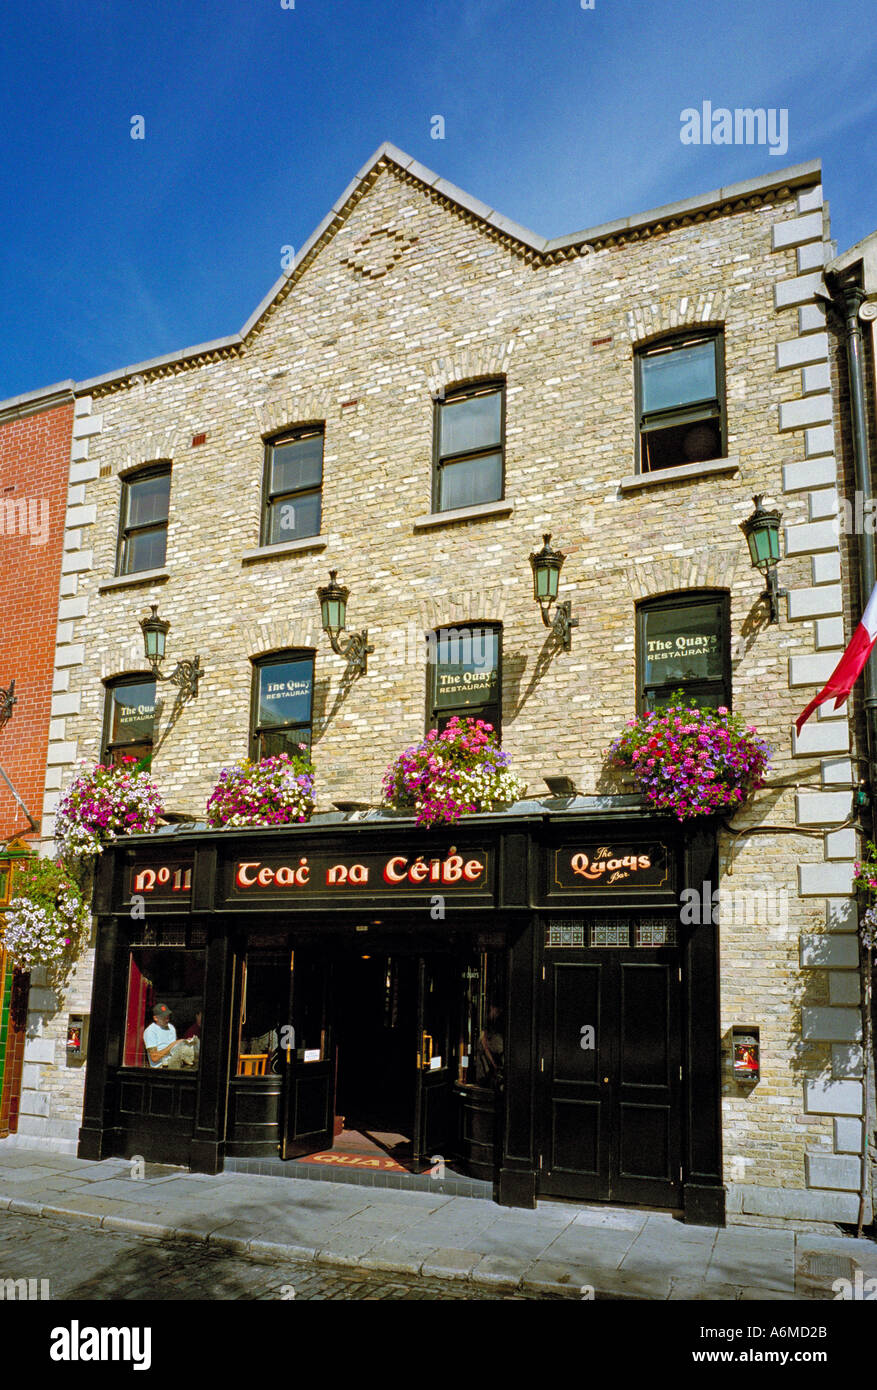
[431,379,506,513]
[249,650,316,760]
[101,674,157,767]
[260,425,324,547]
[426,623,503,740]
[634,332,726,475]
[115,463,172,577]
[635,591,731,715]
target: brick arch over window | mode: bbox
[624,288,733,347]
[417,585,509,632]
[239,620,320,661]
[425,338,517,398]
[97,638,155,683]
[254,393,332,438]
[100,433,179,480]
[622,550,739,603]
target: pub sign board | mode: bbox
[552,842,671,892]
[224,845,494,903]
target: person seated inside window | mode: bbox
[143,1004,198,1069]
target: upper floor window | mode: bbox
[635,333,725,473]
[262,427,323,545]
[637,592,730,713]
[117,465,171,575]
[103,676,157,767]
[429,625,501,738]
[251,652,315,758]
[433,382,504,512]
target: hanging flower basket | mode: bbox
[3,857,91,977]
[54,758,164,863]
[206,749,315,828]
[381,717,525,828]
[607,693,772,822]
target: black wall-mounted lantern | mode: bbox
[139,605,202,699]
[740,496,787,624]
[529,534,578,651]
[0,679,16,730]
[317,570,374,675]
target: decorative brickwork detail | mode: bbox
[341,222,420,280]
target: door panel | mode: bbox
[281,951,334,1158]
[413,956,455,1165]
[539,960,610,1199]
[614,959,680,1204]
[539,948,682,1206]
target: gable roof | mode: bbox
[1,143,822,408]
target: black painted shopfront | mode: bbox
[78,806,725,1223]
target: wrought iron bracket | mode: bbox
[0,679,17,730]
[540,601,579,652]
[325,628,374,676]
[150,656,203,701]
[761,567,788,626]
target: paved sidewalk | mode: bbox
[1,1145,875,1300]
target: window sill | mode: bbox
[618,455,740,494]
[413,499,515,531]
[98,568,170,593]
[241,537,328,564]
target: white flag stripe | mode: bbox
[861,581,877,641]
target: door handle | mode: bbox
[602,1076,609,1084]
[421,1032,433,1069]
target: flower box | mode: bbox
[382,717,524,828]
[207,749,315,828]
[607,694,771,822]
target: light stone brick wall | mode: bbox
[22,153,869,1219]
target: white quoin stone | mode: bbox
[804,1079,863,1116]
[800,933,859,968]
[771,211,824,249]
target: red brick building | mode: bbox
[0,382,74,1137]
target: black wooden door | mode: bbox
[280,950,334,1159]
[412,955,454,1166]
[539,948,682,1205]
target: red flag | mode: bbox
[795,583,877,734]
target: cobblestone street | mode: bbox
[0,1213,565,1300]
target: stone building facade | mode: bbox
[5,144,870,1222]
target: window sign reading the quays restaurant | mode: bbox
[553,843,671,891]
[111,681,156,744]
[258,659,312,730]
[433,629,499,708]
[642,601,723,686]
[230,847,491,894]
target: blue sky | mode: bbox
[0,0,874,400]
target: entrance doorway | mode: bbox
[334,954,417,1157]
[538,940,683,1206]
[280,948,457,1172]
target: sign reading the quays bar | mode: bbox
[230,847,491,895]
[553,843,671,891]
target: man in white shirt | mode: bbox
[143,1003,182,1068]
